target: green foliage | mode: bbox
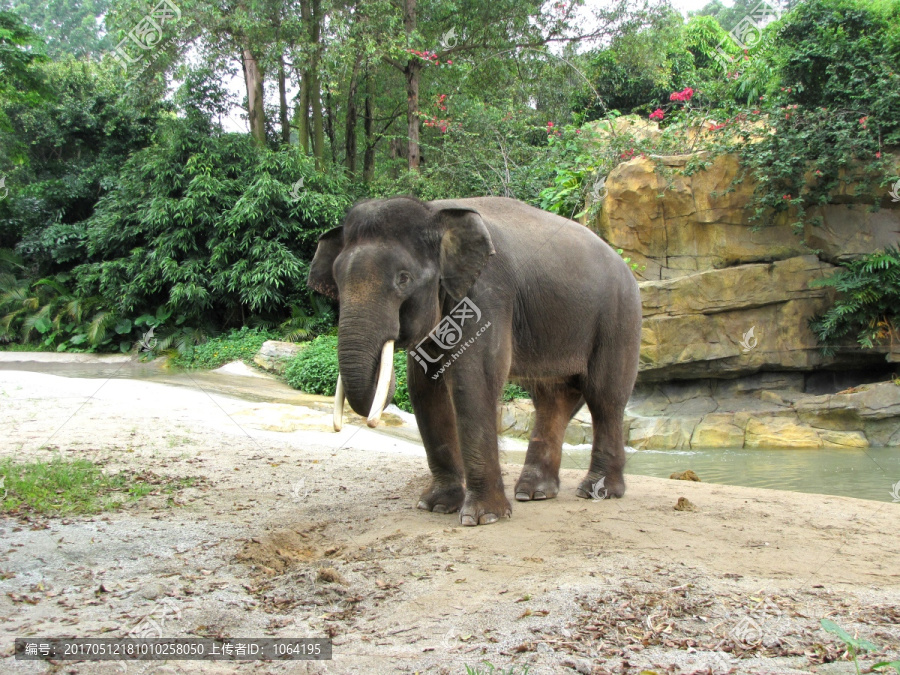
[819,618,879,675]
[874,661,900,675]
[392,350,412,413]
[283,335,341,396]
[0,58,164,253]
[502,382,529,401]
[0,457,198,516]
[465,662,529,675]
[170,327,277,370]
[0,248,127,351]
[73,117,354,328]
[732,0,900,230]
[809,247,900,355]
[283,336,411,412]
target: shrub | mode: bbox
[171,327,277,369]
[810,246,900,355]
[283,335,340,396]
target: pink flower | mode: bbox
[669,87,694,103]
[649,108,664,121]
[876,151,882,158]
[547,121,554,127]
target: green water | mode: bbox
[503,445,900,503]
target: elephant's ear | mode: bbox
[307,226,344,300]
[436,207,495,301]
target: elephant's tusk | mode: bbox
[366,341,395,428]
[333,375,345,432]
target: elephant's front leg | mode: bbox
[449,364,511,526]
[407,354,466,514]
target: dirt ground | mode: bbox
[0,363,898,675]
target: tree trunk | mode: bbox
[345,54,362,176]
[363,64,375,183]
[296,75,310,152]
[278,53,290,145]
[403,0,419,170]
[310,69,324,168]
[242,45,266,146]
[405,62,421,170]
[325,90,337,166]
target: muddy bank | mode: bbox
[1,367,899,674]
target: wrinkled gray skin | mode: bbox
[308,196,641,526]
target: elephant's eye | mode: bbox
[397,271,412,287]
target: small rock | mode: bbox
[670,470,701,481]
[674,497,696,512]
[561,657,592,674]
[316,567,347,585]
[138,582,165,600]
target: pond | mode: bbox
[3,356,899,504]
[504,444,900,504]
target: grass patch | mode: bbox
[170,327,278,370]
[0,342,56,352]
[0,458,200,516]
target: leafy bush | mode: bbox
[283,335,341,397]
[809,246,900,355]
[171,327,277,369]
[502,383,530,401]
[0,249,127,351]
[72,116,354,330]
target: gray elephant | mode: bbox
[308,196,641,526]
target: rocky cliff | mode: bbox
[587,152,900,448]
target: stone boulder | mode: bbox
[253,340,307,373]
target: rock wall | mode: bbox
[597,154,900,280]
[584,151,900,448]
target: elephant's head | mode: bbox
[307,197,494,429]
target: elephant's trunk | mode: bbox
[336,310,397,429]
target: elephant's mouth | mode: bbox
[333,340,395,431]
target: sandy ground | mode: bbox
[0,362,898,675]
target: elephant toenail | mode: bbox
[515,492,531,501]
[480,513,498,524]
[533,491,546,500]
[432,504,449,513]
[460,514,477,526]
[575,487,591,499]
[417,500,429,510]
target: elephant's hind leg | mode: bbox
[515,383,584,501]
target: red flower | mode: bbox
[649,108,664,121]
[859,116,868,126]
[783,194,791,200]
[547,121,554,128]
[876,151,882,158]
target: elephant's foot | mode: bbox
[417,481,465,514]
[459,490,511,526]
[575,472,626,500]
[514,465,560,501]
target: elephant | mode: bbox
[307,196,642,526]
